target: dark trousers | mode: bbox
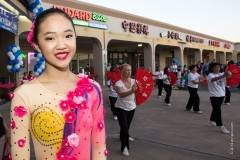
[157,79,163,96]
[163,84,172,103]
[116,108,135,151]
[224,87,231,103]
[186,87,200,111]
[210,97,224,126]
[109,96,117,116]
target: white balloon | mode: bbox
[35,57,39,61]
[7,51,13,57]
[33,8,38,14]
[15,64,20,69]
[12,47,17,53]
[19,61,23,65]
[36,5,41,9]
[40,65,45,69]
[37,53,42,58]
[10,55,15,60]
[6,65,12,70]
[37,68,42,73]
[29,0,36,4]
[17,46,20,50]
[34,72,39,76]
[17,56,22,61]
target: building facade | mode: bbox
[0,0,239,86]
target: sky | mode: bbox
[77,0,240,42]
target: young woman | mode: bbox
[10,8,107,160]
[207,63,231,134]
[27,70,34,80]
[115,64,137,156]
[155,66,163,97]
[163,67,172,106]
[185,65,205,113]
[223,66,231,105]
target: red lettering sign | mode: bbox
[209,40,220,47]
[186,35,204,43]
[122,21,149,35]
[129,22,136,33]
[224,44,231,49]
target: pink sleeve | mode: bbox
[10,92,31,160]
[91,82,107,160]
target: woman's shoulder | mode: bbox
[14,78,38,94]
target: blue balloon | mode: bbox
[7,46,12,51]
[11,67,16,72]
[8,61,14,65]
[40,57,44,61]
[16,68,20,72]
[13,59,19,64]
[34,52,38,57]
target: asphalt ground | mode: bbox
[0,85,239,160]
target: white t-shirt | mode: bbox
[172,65,178,72]
[107,80,118,97]
[163,74,170,85]
[115,79,136,111]
[188,72,200,88]
[155,71,163,79]
[208,73,226,97]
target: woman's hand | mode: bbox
[132,84,137,92]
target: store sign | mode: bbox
[122,20,149,35]
[53,5,108,22]
[160,31,183,40]
[224,43,231,49]
[72,19,108,30]
[209,40,220,47]
[0,3,18,34]
[186,35,204,43]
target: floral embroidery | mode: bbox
[68,100,77,109]
[59,100,69,111]
[73,96,84,104]
[10,120,16,129]
[14,106,28,117]
[67,133,79,147]
[56,150,68,160]
[98,122,104,131]
[18,139,26,148]
[104,149,109,156]
[77,101,87,110]
[61,139,71,149]
[9,92,14,99]
[64,111,76,123]
[74,88,84,97]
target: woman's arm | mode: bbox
[116,86,135,98]
[10,92,30,160]
[91,82,107,160]
[210,72,228,82]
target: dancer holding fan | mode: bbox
[207,63,231,134]
[185,65,205,113]
[115,64,137,156]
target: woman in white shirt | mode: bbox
[107,80,118,120]
[115,64,137,156]
[163,67,172,106]
[185,65,205,113]
[155,66,164,97]
[207,63,231,134]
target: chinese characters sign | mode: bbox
[209,40,220,47]
[122,20,149,35]
[160,31,182,40]
[224,44,231,49]
[186,35,204,43]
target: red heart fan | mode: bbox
[106,71,121,85]
[227,64,240,86]
[135,68,154,106]
[167,72,178,86]
[202,79,208,86]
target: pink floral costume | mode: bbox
[10,75,107,160]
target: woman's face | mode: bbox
[213,65,220,73]
[193,67,197,72]
[34,14,76,70]
[158,66,161,71]
[24,72,27,76]
[122,65,132,78]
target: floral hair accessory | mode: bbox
[27,19,36,48]
[104,149,109,156]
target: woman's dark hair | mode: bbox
[189,64,196,71]
[33,8,76,44]
[184,65,186,68]
[163,67,169,74]
[29,71,32,75]
[24,72,27,75]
